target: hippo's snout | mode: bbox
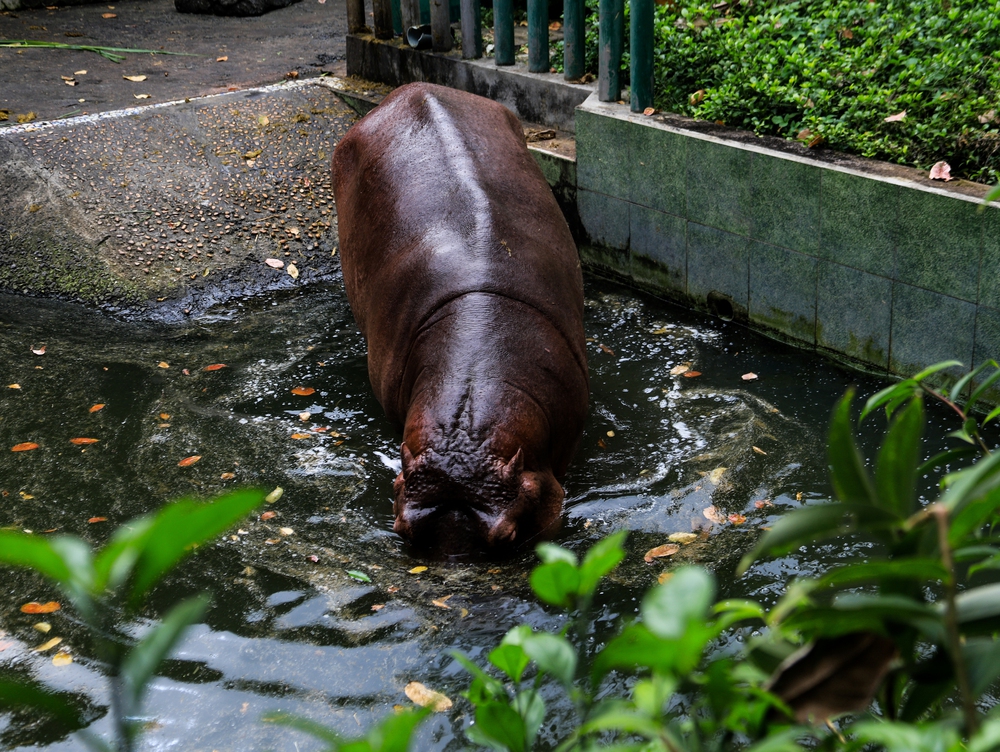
[393,502,519,553]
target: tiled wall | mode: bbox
[574,95,1000,378]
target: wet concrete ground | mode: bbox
[0,0,348,122]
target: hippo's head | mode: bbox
[391,442,564,556]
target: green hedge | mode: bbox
[650,0,1000,183]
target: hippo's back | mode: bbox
[333,83,585,420]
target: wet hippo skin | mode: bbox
[332,82,589,555]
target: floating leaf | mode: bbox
[8,384,21,389]
[668,532,698,545]
[123,74,146,82]
[31,346,46,355]
[33,637,62,652]
[728,513,747,524]
[404,681,452,711]
[290,433,311,440]
[157,361,169,368]
[220,472,235,480]
[347,570,371,582]
[298,412,311,421]
[290,386,315,396]
[217,55,228,62]
[683,371,702,378]
[265,487,283,504]
[409,566,427,574]
[264,258,284,269]
[287,263,299,280]
[753,446,767,455]
[703,506,726,524]
[34,622,51,633]
[203,364,227,371]
[371,603,385,611]
[742,372,758,381]
[177,455,201,467]
[279,527,293,536]
[70,438,99,445]
[708,467,726,484]
[133,94,151,100]
[431,595,453,609]
[644,544,680,563]
[11,443,39,452]
[599,344,615,355]
[102,12,116,17]
[21,602,60,614]
[159,413,170,420]
[52,651,72,666]
[755,499,774,509]
[87,517,107,524]
[261,511,276,520]
[89,403,105,412]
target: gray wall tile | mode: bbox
[819,170,897,277]
[890,282,976,375]
[576,109,631,200]
[687,222,749,308]
[749,241,817,343]
[817,261,891,368]
[687,139,753,237]
[631,205,686,294]
[631,126,687,216]
[750,156,820,254]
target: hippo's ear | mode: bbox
[501,448,524,483]
[401,442,416,479]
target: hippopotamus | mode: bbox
[332,82,588,555]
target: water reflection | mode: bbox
[0,277,935,750]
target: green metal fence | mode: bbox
[346,0,654,111]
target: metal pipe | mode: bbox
[460,0,482,59]
[598,0,622,101]
[563,0,584,80]
[527,0,548,73]
[372,0,394,38]
[630,0,653,111]
[494,0,514,65]
[347,0,367,33]
[430,0,452,51]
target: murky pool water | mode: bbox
[0,276,961,750]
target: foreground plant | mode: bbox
[0,489,265,751]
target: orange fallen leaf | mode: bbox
[290,433,311,440]
[159,413,170,420]
[70,438,99,445]
[290,386,315,396]
[599,344,615,355]
[88,516,107,523]
[158,361,170,368]
[33,637,63,652]
[261,510,277,520]
[405,681,452,711]
[703,506,726,524]
[89,403,105,412]
[683,371,702,378]
[643,107,656,116]
[670,364,690,376]
[12,442,39,452]
[31,346,46,355]
[102,11,116,17]
[178,455,201,467]
[203,363,227,371]
[929,161,952,181]
[431,594,453,609]
[752,446,767,455]
[644,544,680,563]
[754,499,774,509]
[220,472,235,480]
[371,603,385,611]
[216,55,228,62]
[728,513,747,525]
[8,384,21,389]
[21,601,60,614]
[741,372,758,381]
[52,651,73,666]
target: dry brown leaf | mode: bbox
[657,571,673,584]
[287,263,299,280]
[34,622,51,633]
[217,56,229,62]
[728,513,747,524]
[88,516,107,523]
[670,364,690,376]
[755,499,774,509]
[12,442,39,452]
[979,109,997,124]
[33,637,63,652]
[404,681,452,711]
[178,455,201,467]
[8,384,21,389]
[102,12,116,17]
[599,344,615,355]
[408,565,428,574]
[264,258,284,269]
[683,371,702,378]
[644,544,680,563]
[220,472,236,480]
[74,69,87,75]
[157,361,170,369]
[371,603,385,611]
[883,110,906,123]
[17,112,37,124]
[133,94,151,100]
[431,594,453,609]
[742,372,758,381]
[290,386,315,396]
[668,532,698,545]
[279,527,293,536]
[52,650,72,666]
[265,487,284,503]
[70,438,99,445]
[290,432,311,440]
[703,505,726,524]
[643,107,656,116]
[89,403,105,412]
[123,74,146,82]
[21,601,60,614]
[690,89,706,105]
[31,346,46,355]
[261,510,277,520]
[708,467,726,484]
[204,363,227,371]
[752,446,767,455]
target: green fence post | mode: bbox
[494,0,514,65]
[598,0,623,101]
[527,0,549,72]
[460,0,482,58]
[630,0,652,110]
[563,0,585,80]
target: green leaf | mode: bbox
[535,543,577,566]
[520,632,577,687]
[949,360,992,404]
[737,503,897,575]
[948,485,1000,549]
[580,707,665,739]
[966,362,1000,415]
[984,403,1000,427]
[121,594,210,709]
[488,644,530,683]
[874,396,923,518]
[512,690,545,750]
[262,711,344,745]
[642,566,714,639]
[849,719,960,751]
[970,713,1000,752]
[347,570,372,582]
[985,184,1000,204]
[861,379,919,421]
[366,708,430,752]
[450,651,505,700]
[828,390,878,508]
[744,728,811,752]
[815,559,948,589]
[0,531,76,586]
[93,517,155,595]
[917,446,978,478]
[529,560,580,608]
[472,700,527,752]
[911,360,964,384]
[0,678,85,728]
[963,637,1000,698]
[127,489,265,607]
[952,583,1000,625]
[940,451,1000,516]
[578,530,628,595]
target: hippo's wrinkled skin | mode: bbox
[332,83,588,555]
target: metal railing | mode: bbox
[346,0,654,112]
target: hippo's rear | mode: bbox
[332,83,588,555]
